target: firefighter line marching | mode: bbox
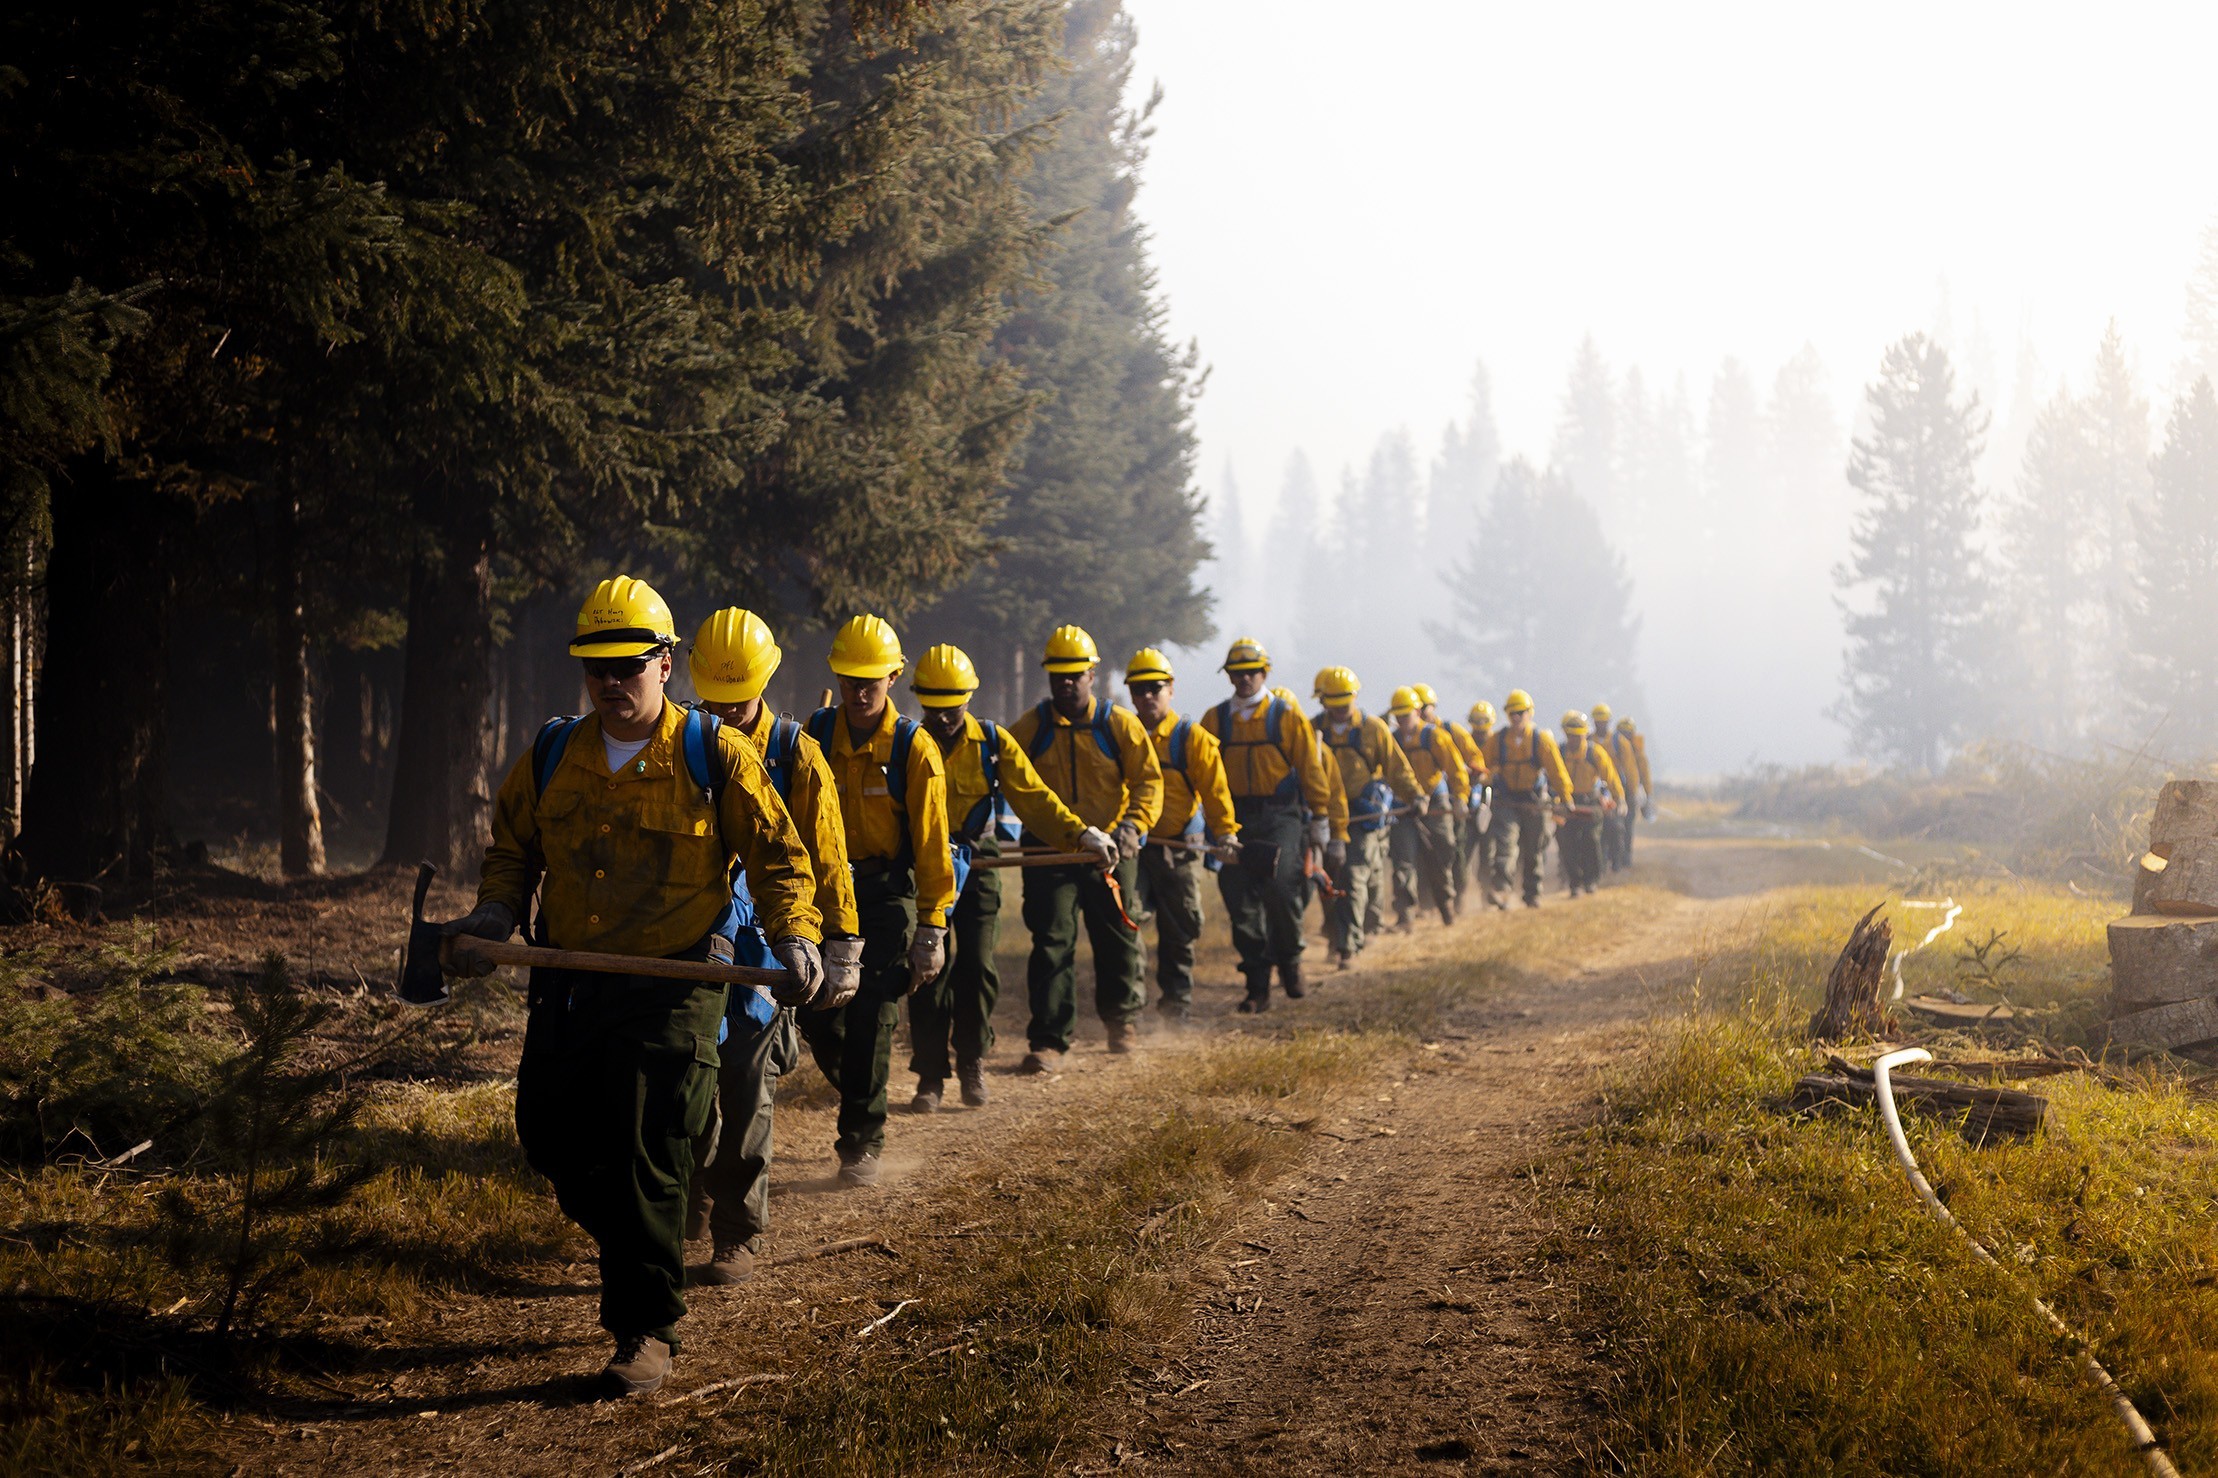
[426,574,1657,1394]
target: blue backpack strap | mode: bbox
[1168,716,1191,774]
[1264,696,1284,745]
[805,706,838,751]
[1025,700,1058,759]
[1090,701,1120,763]
[761,715,800,802]
[532,715,583,798]
[977,719,1001,794]
[680,707,728,805]
[888,715,918,811]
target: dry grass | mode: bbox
[1560,880,2218,1474]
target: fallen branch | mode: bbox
[1789,1070,2052,1141]
[764,1236,895,1267]
[855,1299,915,1338]
[616,1444,680,1476]
[660,1372,787,1404]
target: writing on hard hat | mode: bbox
[1503,689,1534,714]
[1125,647,1174,684]
[690,609,780,702]
[571,576,678,658]
[1314,665,1358,702]
[1592,702,1613,725]
[1221,636,1270,673]
[1561,709,1589,734]
[1042,624,1101,672]
[1412,682,1439,707]
[828,614,905,680]
[912,643,981,708]
[1469,700,1496,725]
[1388,685,1420,716]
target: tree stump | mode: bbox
[2150,781,2218,857]
[2141,838,2218,915]
[1809,903,1895,1041]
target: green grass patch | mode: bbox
[1563,882,2218,1473]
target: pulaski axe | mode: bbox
[397,862,790,1007]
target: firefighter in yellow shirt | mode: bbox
[681,608,863,1287]
[1483,690,1574,907]
[442,576,823,1396]
[1314,667,1423,965]
[801,616,956,1189]
[1125,648,1241,1019]
[1201,638,1333,1011]
[1388,686,1467,930]
[1466,700,1499,907]
[1009,625,1163,1069]
[1416,683,1486,914]
[906,644,1112,1110]
[1597,704,1654,869]
[1557,710,1624,896]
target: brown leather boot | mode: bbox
[1104,1019,1134,1054]
[909,1078,943,1114]
[602,1334,672,1396]
[1236,969,1272,1013]
[958,1059,989,1106]
[700,1241,754,1286]
[1278,961,1306,999]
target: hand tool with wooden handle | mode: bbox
[440,935,790,987]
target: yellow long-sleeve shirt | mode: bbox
[1395,720,1471,805]
[1562,734,1626,805]
[1445,720,1488,786]
[478,699,822,955]
[1144,710,1240,842]
[1484,724,1575,802]
[935,714,1086,851]
[1010,696,1163,833]
[1315,708,1424,808]
[732,704,859,938]
[1200,693,1332,813]
[1610,728,1652,798]
[812,702,957,929]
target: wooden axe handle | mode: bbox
[974,851,1098,869]
[442,935,789,986]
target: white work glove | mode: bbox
[1077,826,1119,870]
[1113,820,1143,861]
[907,925,948,996]
[437,901,516,977]
[1307,816,1329,848]
[1642,799,1656,822]
[1411,791,1432,818]
[1209,835,1243,866]
[770,935,825,1008]
[818,934,864,1008]
[1325,838,1347,869]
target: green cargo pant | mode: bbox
[1469,801,1496,892]
[1136,840,1205,1013]
[1391,806,1457,924]
[1561,812,1604,892]
[797,870,914,1161]
[1489,802,1548,905]
[1327,824,1387,956]
[1023,848,1143,1052]
[908,842,1002,1079]
[1218,798,1305,975]
[690,1006,800,1250]
[516,970,725,1346]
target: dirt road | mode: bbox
[208,834,1886,1475]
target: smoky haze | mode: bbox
[1122,1,2218,775]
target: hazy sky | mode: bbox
[1121,1,2218,511]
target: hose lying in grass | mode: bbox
[1871,1048,2180,1478]
[1888,898,1962,1000]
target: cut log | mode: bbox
[2109,994,2218,1051]
[2134,855,2164,915]
[1808,903,1894,1042]
[1903,995,2018,1024]
[2142,837,2218,915]
[2108,915,2218,1008]
[2150,781,2218,855]
[1787,1072,2051,1141]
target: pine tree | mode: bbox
[1428,362,1500,587]
[2183,218,2218,386]
[2000,385,2087,745]
[1314,431,1422,689]
[1551,335,1617,519]
[2126,378,2218,738]
[1431,458,1642,710]
[1832,334,1994,771]
[2080,323,2152,682]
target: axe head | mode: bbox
[398,861,450,1007]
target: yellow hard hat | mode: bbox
[1561,709,1589,734]
[1503,688,1534,715]
[1314,665,1358,703]
[1125,647,1174,684]
[1469,700,1496,727]
[1412,682,1439,708]
[1388,685,1421,716]
[1042,624,1100,673]
[570,575,677,658]
[828,614,905,680]
[1221,636,1270,673]
[1592,701,1613,725]
[689,608,781,702]
[1618,718,1638,734]
[911,643,980,708]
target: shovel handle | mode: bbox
[974,851,1098,869]
[442,935,789,987]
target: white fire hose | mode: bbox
[1871,1048,2180,1476]
[1889,898,1962,1001]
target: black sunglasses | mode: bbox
[1128,681,1166,697]
[583,656,651,681]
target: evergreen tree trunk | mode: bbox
[18,463,172,894]
[270,497,325,877]
[380,513,495,872]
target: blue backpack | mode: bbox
[1212,695,1300,803]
